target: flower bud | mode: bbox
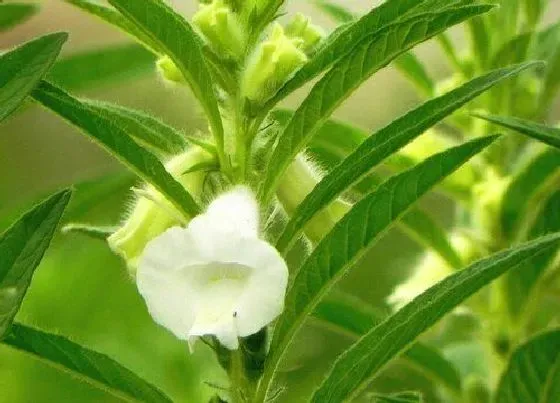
[284,13,325,53]
[156,56,185,85]
[242,24,308,104]
[108,147,213,275]
[193,0,246,61]
[277,155,349,244]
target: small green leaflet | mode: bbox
[255,136,497,401]
[3,323,172,403]
[62,223,117,240]
[312,0,355,23]
[495,329,560,403]
[0,189,71,338]
[501,148,560,239]
[32,81,200,218]
[0,32,67,122]
[83,101,187,157]
[107,0,225,158]
[311,233,560,402]
[49,43,155,91]
[313,293,462,394]
[475,114,560,150]
[275,63,535,253]
[259,4,494,204]
[0,3,38,31]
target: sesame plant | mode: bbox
[1,0,560,402]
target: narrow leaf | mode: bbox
[394,52,435,96]
[276,63,534,252]
[313,0,355,23]
[83,101,187,157]
[107,0,225,156]
[3,323,172,403]
[62,223,117,240]
[0,3,38,31]
[495,329,560,403]
[256,136,497,401]
[31,81,200,217]
[313,294,462,394]
[311,233,560,402]
[49,44,155,90]
[260,5,495,204]
[474,114,560,150]
[0,189,71,338]
[371,391,423,403]
[0,32,67,122]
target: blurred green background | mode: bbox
[1,1,560,402]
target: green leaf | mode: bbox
[394,52,434,96]
[311,233,560,402]
[0,3,38,31]
[501,148,560,239]
[255,136,497,401]
[275,64,533,252]
[63,0,160,53]
[0,32,67,122]
[3,323,172,403]
[522,0,545,28]
[474,114,560,150]
[371,391,423,403]
[495,329,560,403]
[313,294,462,394]
[312,0,355,23]
[265,0,470,108]
[62,223,117,240]
[83,101,187,157]
[107,0,225,158]
[31,81,200,217]
[48,44,155,91]
[259,4,495,204]
[0,189,71,338]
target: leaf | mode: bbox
[63,0,160,53]
[255,136,497,401]
[371,391,423,403]
[312,0,355,23]
[0,189,71,338]
[313,294,462,394]
[265,0,476,108]
[394,52,434,96]
[3,323,172,403]
[259,4,495,204]
[495,329,560,403]
[48,44,155,91]
[474,114,560,150]
[0,32,67,122]
[275,63,534,252]
[107,0,225,157]
[501,148,560,239]
[0,3,38,31]
[83,101,187,157]
[62,223,117,240]
[31,81,200,217]
[311,233,560,402]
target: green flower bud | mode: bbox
[193,0,246,61]
[108,147,214,275]
[277,155,349,244]
[156,56,185,84]
[284,13,325,53]
[242,24,308,104]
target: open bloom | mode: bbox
[137,187,288,349]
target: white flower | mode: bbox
[137,187,288,350]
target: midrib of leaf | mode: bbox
[254,136,497,402]
[312,235,560,402]
[275,63,535,253]
[259,5,494,205]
